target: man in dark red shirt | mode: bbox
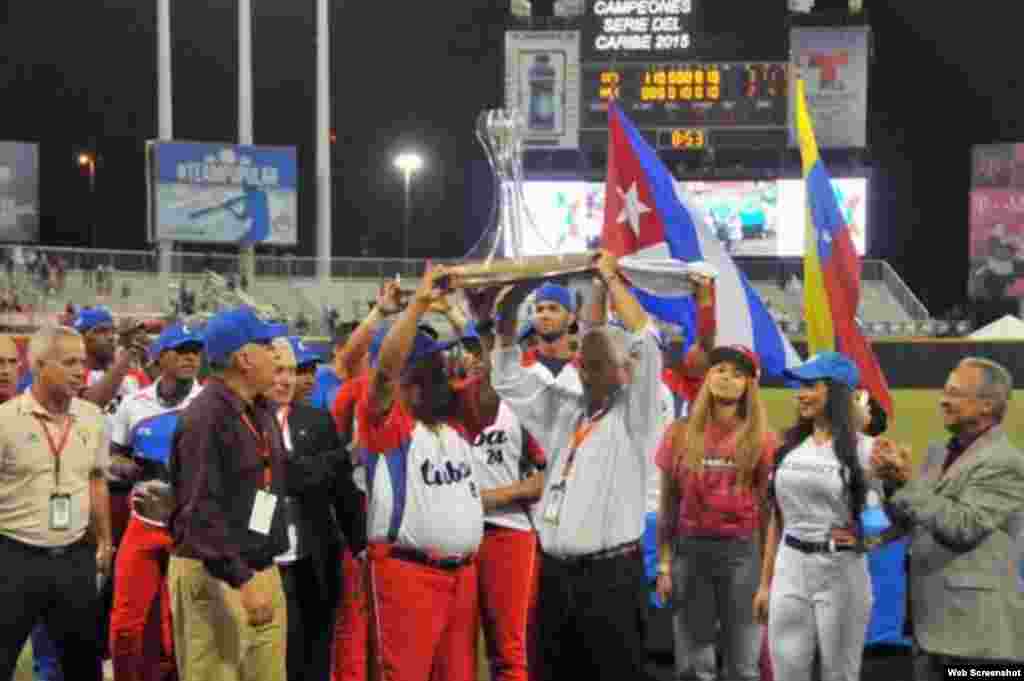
[167,307,289,681]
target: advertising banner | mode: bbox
[0,142,40,243]
[147,141,298,245]
[967,187,1024,299]
[789,26,870,149]
[505,30,581,149]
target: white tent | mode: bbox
[969,314,1024,340]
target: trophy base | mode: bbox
[442,253,597,290]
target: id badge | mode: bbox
[49,494,72,531]
[542,484,565,525]
[249,490,277,536]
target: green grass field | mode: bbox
[761,389,1024,467]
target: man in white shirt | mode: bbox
[108,322,204,681]
[519,283,582,395]
[489,251,662,681]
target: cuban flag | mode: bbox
[600,101,800,377]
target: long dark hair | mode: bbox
[774,380,867,548]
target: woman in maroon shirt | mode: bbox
[655,345,778,681]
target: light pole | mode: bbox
[393,152,423,263]
[78,152,97,249]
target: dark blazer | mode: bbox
[281,402,367,606]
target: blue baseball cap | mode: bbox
[288,336,322,368]
[368,323,457,370]
[204,307,287,365]
[151,322,205,357]
[783,351,860,388]
[534,283,576,313]
[73,307,114,332]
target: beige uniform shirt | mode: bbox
[0,391,110,547]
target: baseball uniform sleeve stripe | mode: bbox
[383,443,410,542]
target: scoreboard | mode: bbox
[579,61,789,150]
[537,0,792,150]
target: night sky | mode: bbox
[0,1,1021,315]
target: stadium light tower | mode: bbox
[394,152,423,262]
[78,152,97,248]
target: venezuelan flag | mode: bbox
[795,79,893,415]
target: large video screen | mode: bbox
[520,178,868,258]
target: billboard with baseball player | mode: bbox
[146,141,298,246]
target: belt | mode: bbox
[784,534,856,554]
[545,539,641,565]
[0,534,86,558]
[385,546,475,572]
[174,546,275,572]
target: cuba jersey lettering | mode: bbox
[469,402,540,531]
[357,397,483,557]
[108,380,204,464]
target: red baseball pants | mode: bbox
[366,544,479,681]
[333,547,369,681]
[110,515,175,681]
[477,526,539,681]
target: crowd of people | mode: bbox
[0,251,1020,681]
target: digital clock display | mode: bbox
[668,128,706,149]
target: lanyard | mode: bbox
[241,412,272,489]
[560,402,612,481]
[277,406,292,452]
[35,414,75,490]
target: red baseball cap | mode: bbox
[707,344,761,379]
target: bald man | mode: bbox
[0,336,19,402]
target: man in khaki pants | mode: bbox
[167,307,289,681]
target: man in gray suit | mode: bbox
[873,357,1024,679]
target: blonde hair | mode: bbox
[672,372,768,490]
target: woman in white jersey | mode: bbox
[754,352,880,681]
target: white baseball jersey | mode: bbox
[774,435,880,542]
[522,351,583,397]
[492,323,663,558]
[357,398,483,557]
[108,379,204,465]
[469,402,545,532]
[95,368,149,417]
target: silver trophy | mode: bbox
[466,109,555,263]
[449,108,707,297]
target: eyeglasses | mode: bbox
[941,387,982,400]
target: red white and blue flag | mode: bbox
[601,101,800,377]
